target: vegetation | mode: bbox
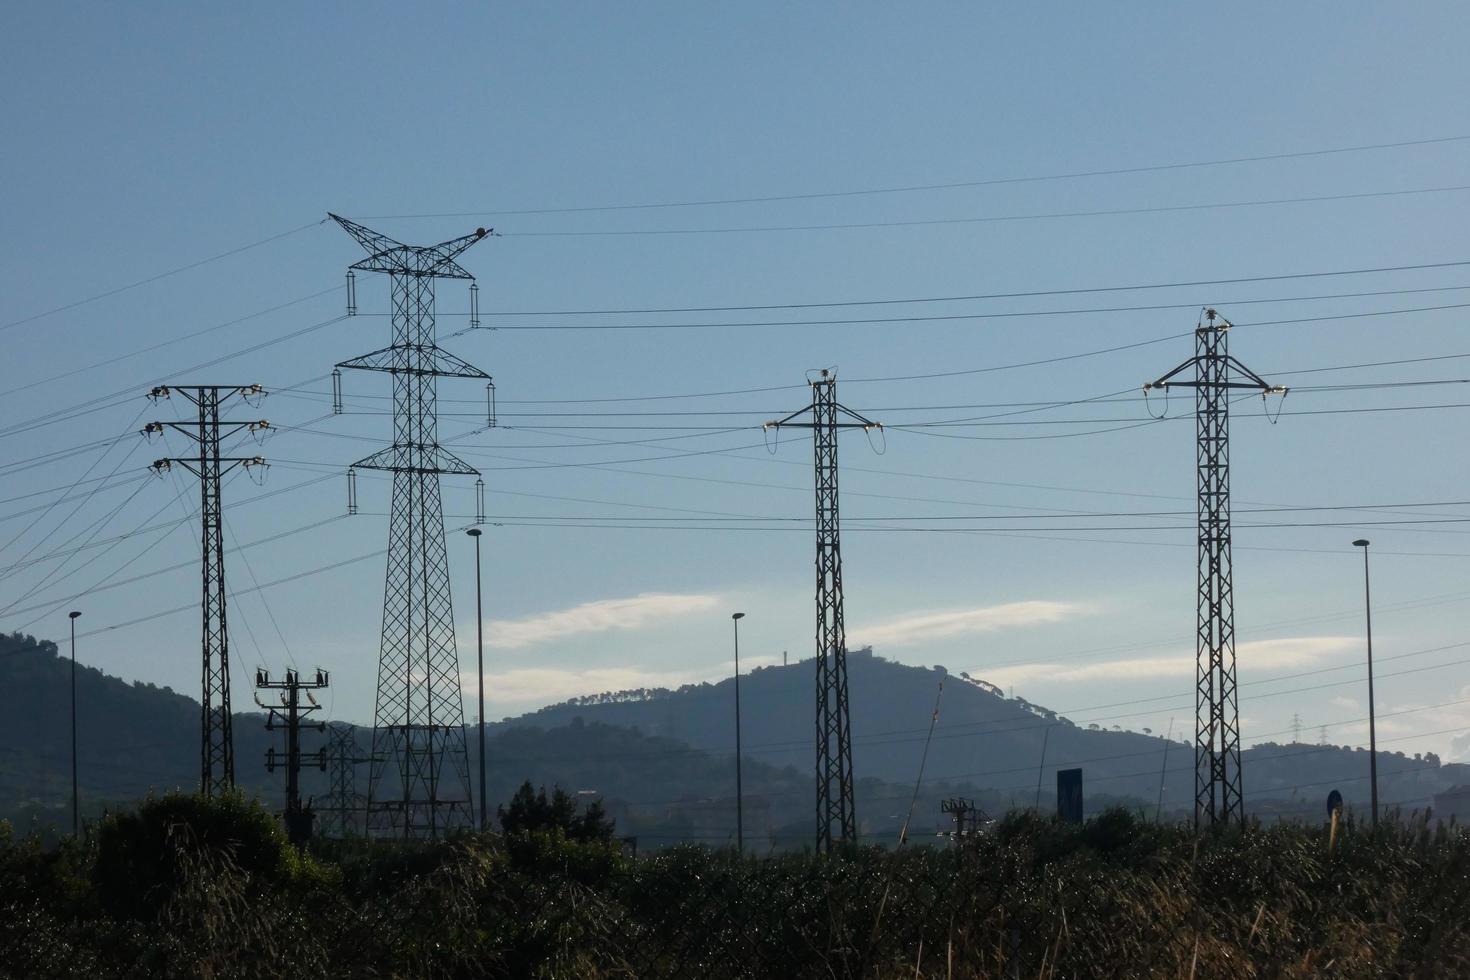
[1,793,1466,978]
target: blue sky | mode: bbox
[4,4,1470,772]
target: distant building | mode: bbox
[1431,785,1470,824]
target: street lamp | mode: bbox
[731,612,746,854]
[467,528,487,832]
[1353,538,1379,829]
[68,610,81,838]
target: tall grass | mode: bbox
[0,797,1464,978]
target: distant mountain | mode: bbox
[499,647,1468,821]
[0,632,1002,846]
[5,632,1462,842]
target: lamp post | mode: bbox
[1353,538,1379,829]
[731,612,746,854]
[467,528,487,832]
[68,610,81,838]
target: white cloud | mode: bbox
[849,600,1088,649]
[485,592,718,650]
[972,635,1356,689]
[1331,696,1360,710]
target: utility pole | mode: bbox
[1156,717,1174,823]
[1291,713,1303,745]
[1145,310,1285,829]
[330,214,492,839]
[145,384,269,796]
[765,370,881,853]
[467,527,487,832]
[731,611,746,855]
[69,610,81,837]
[1353,538,1379,829]
[255,667,330,845]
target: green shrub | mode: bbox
[92,790,292,920]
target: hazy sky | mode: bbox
[4,5,1470,778]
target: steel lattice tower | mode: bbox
[330,214,491,839]
[319,723,368,838]
[1146,310,1284,828]
[766,370,881,851]
[145,384,268,796]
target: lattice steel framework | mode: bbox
[765,370,880,851]
[1146,311,1284,828]
[145,384,268,796]
[331,214,490,839]
[319,723,368,838]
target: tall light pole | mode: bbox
[1353,538,1379,828]
[68,610,81,838]
[732,612,746,854]
[467,528,487,832]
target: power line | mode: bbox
[360,133,1470,219]
[500,184,1470,238]
[0,220,324,333]
[461,258,1470,317]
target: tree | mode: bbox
[497,781,615,842]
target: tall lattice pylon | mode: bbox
[1145,310,1285,828]
[765,370,881,852]
[144,384,269,796]
[330,214,490,839]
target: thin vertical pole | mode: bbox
[473,530,486,831]
[1156,717,1174,823]
[1034,725,1051,810]
[1362,543,1378,828]
[733,614,744,854]
[69,611,80,837]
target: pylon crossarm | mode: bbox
[764,405,816,429]
[329,213,406,259]
[1146,354,1201,390]
[1224,355,1287,393]
[832,402,880,429]
[338,344,490,379]
[415,229,492,278]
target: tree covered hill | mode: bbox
[4,631,1464,839]
[0,632,1003,845]
[499,647,1468,819]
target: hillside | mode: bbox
[5,631,1463,840]
[0,632,1004,845]
[501,647,1468,820]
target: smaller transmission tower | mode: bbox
[145,384,269,796]
[320,723,374,838]
[941,797,984,840]
[765,370,881,852]
[1145,310,1284,829]
[255,667,330,845]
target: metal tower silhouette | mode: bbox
[319,723,372,838]
[1145,310,1285,828]
[255,667,329,845]
[765,370,881,851]
[330,214,491,838]
[144,384,268,796]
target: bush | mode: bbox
[92,790,293,920]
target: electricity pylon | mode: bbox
[1145,309,1285,829]
[765,370,881,852]
[320,723,374,838]
[255,667,329,845]
[144,384,269,796]
[330,214,491,839]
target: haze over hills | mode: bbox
[501,646,1468,820]
[5,631,1464,841]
